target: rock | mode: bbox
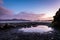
[52,8,60,30]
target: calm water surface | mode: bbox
[18,25,53,33]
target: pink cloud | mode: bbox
[0,0,14,19]
[0,6,13,15]
[0,6,14,19]
[14,12,51,20]
[0,11,53,20]
[0,0,3,5]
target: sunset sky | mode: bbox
[0,0,60,20]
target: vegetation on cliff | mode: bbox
[52,8,60,30]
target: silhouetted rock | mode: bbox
[52,8,60,30]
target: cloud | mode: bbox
[0,0,12,16]
[0,0,3,4]
[0,6,14,19]
[0,6,13,16]
[14,12,52,20]
[0,11,52,20]
[0,0,14,19]
[0,0,53,20]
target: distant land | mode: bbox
[0,18,52,22]
[0,19,31,21]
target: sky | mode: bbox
[0,0,60,20]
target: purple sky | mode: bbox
[0,0,60,20]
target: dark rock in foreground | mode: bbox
[0,27,60,40]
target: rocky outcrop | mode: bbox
[52,8,60,30]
